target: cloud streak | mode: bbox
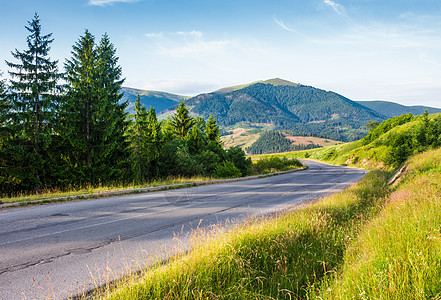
[274,17,300,34]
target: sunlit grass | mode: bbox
[310,147,441,299]
[0,175,215,204]
[83,147,441,299]
[82,168,390,299]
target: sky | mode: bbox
[1,0,441,108]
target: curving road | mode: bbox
[0,160,367,299]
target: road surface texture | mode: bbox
[0,160,367,299]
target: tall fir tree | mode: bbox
[171,101,194,139]
[128,94,148,182]
[145,106,162,179]
[205,115,221,143]
[62,30,97,182]
[4,14,61,193]
[63,30,129,184]
[94,33,129,181]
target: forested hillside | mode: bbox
[246,131,321,155]
[183,81,385,141]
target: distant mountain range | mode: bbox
[355,100,441,118]
[120,87,188,114]
[120,79,441,141]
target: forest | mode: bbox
[0,14,251,196]
[246,131,322,155]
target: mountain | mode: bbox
[121,87,188,114]
[181,79,385,141]
[215,78,299,93]
[356,100,441,118]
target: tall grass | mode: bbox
[311,147,441,299]
[0,175,215,204]
[88,169,390,299]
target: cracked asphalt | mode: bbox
[0,160,367,299]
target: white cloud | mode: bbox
[88,0,140,6]
[323,0,345,16]
[175,31,203,38]
[145,32,164,38]
[144,30,232,58]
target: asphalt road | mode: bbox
[0,160,367,299]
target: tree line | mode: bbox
[246,131,322,155]
[0,14,250,196]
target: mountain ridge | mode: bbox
[355,100,441,118]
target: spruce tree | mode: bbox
[63,30,97,182]
[171,101,194,139]
[63,30,128,184]
[95,33,129,181]
[145,106,162,178]
[129,95,148,182]
[205,115,221,143]
[4,13,61,192]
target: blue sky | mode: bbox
[1,0,441,107]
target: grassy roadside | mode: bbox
[311,147,441,299]
[86,147,441,299]
[83,164,390,299]
[0,176,216,204]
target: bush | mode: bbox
[251,157,302,174]
[213,161,242,178]
[226,146,252,176]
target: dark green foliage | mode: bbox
[62,30,129,185]
[0,72,9,139]
[362,113,414,145]
[205,115,221,143]
[246,131,322,155]
[0,21,260,195]
[186,125,206,155]
[196,150,221,175]
[3,14,62,193]
[128,95,149,182]
[226,146,252,176]
[362,112,441,167]
[171,101,195,139]
[251,157,303,174]
[247,131,292,154]
[213,161,242,178]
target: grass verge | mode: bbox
[84,168,390,299]
[86,147,441,299]
[310,147,441,299]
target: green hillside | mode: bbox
[356,100,441,118]
[215,78,299,93]
[185,80,385,141]
[257,112,441,171]
[121,87,188,113]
